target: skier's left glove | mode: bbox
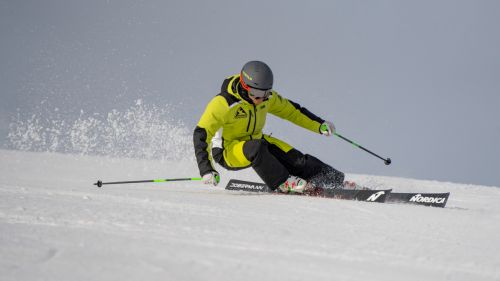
[202,171,220,186]
[320,121,336,136]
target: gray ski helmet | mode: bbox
[240,61,273,90]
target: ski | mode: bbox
[225,179,390,203]
[225,179,450,207]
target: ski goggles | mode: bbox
[248,87,272,99]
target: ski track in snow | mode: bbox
[1,149,499,281]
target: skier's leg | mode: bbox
[213,138,289,190]
[263,135,345,188]
[241,139,290,190]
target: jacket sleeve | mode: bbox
[267,92,325,134]
[193,96,228,176]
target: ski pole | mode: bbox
[334,132,392,165]
[94,177,202,188]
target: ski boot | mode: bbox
[278,176,309,194]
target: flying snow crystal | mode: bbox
[8,100,193,161]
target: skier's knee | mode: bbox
[243,139,268,163]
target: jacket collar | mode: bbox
[226,75,255,105]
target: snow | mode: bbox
[1,149,499,281]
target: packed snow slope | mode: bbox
[1,149,499,281]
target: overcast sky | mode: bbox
[1,0,499,186]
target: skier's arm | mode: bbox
[268,92,325,134]
[193,96,228,176]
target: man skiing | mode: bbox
[193,60,345,193]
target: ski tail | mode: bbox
[226,179,270,192]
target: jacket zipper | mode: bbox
[246,111,252,132]
[251,105,257,136]
[245,105,258,139]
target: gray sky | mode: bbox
[1,0,499,186]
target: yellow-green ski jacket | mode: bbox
[193,74,325,176]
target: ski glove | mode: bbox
[320,121,336,136]
[202,171,220,186]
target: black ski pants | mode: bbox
[213,135,344,190]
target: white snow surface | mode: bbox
[1,149,499,281]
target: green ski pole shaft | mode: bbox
[94,177,202,187]
[334,133,392,165]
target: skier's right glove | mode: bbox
[202,171,220,186]
[320,121,336,136]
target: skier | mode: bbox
[193,60,345,193]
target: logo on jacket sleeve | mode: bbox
[234,107,248,119]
